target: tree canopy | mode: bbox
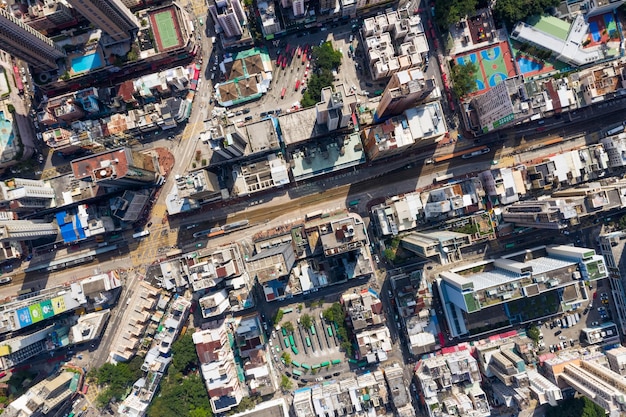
[90,356,144,407]
[493,0,560,29]
[527,326,540,344]
[301,42,342,108]
[147,372,212,417]
[546,397,606,417]
[450,61,478,98]
[301,313,313,329]
[172,331,199,373]
[434,0,479,28]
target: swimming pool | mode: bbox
[517,57,542,75]
[0,111,14,147]
[71,53,103,73]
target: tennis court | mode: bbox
[586,12,618,47]
[150,8,183,51]
[454,42,516,95]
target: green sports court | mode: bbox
[150,8,183,51]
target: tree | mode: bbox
[301,313,312,329]
[434,0,479,28]
[274,310,284,325]
[527,325,540,344]
[282,321,294,333]
[6,104,15,113]
[147,374,212,417]
[546,397,605,417]
[493,0,561,30]
[450,61,478,98]
[281,351,292,365]
[280,375,293,390]
[311,42,342,70]
[172,331,198,373]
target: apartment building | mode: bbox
[22,0,76,32]
[71,147,158,188]
[415,349,490,417]
[194,322,246,414]
[598,230,626,336]
[0,178,56,213]
[375,69,435,121]
[66,0,138,43]
[0,8,65,70]
[341,288,385,331]
[208,0,246,38]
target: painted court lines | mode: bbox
[454,42,516,95]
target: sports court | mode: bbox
[149,7,183,51]
[454,41,516,95]
[586,12,618,47]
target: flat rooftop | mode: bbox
[290,133,365,181]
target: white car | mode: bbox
[0,277,11,284]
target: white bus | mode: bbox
[605,124,624,137]
[132,230,150,239]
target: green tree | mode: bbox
[6,104,15,113]
[546,397,605,417]
[301,313,312,329]
[527,325,540,344]
[172,331,198,373]
[493,0,561,30]
[274,310,284,325]
[450,61,478,98]
[282,321,294,333]
[312,42,343,70]
[148,374,212,417]
[281,351,292,365]
[280,375,293,390]
[189,409,212,417]
[434,0,479,28]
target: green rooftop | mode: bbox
[531,16,570,41]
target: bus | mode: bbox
[282,328,287,336]
[282,308,293,314]
[132,230,150,239]
[348,199,360,207]
[293,369,302,376]
[434,173,454,183]
[327,326,333,337]
[289,335,295,346]
[312,364,321,370]
[310,325,316,335]
[306,210,323,220]
[301,363,310,370]
[281,87,286,99]
[295,79,301,91]
[331,359,341,365]
[305,337,311,347]
[605,124,625,137]
[292,360,301,367]
[284,338,290,348]
[321,361,330,367]
[292,346,299,355]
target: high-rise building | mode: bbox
[70,147,158,188]
[24,0,76,33]
[0,219,58,242]
[66,0,138,43]
[598,230,626,337]
[375,69,435,120]
[0,9,65,70]
[292,0,305,16]
[208,0,246,38]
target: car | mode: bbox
[591,321,599,326]
[559,335,566,340]
[570,339,575,346]
[0,277,11,284]
[598,307,606,313]
[301,378,308,383]
[285,371,292,377]
[554,330,562,336]
[260,112,268,117]
[316,377,323,381]
[235,111,243,116]
[242,108,251,114]
[324,375,332,379]
[425,158,434,164]
[333,372,340,376]
[245,116,253,121]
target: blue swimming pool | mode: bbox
[0,111,14,147]
[71,53,103,73]
[517,57,542,75]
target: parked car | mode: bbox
[0,277,11,284]
[591,321,599,326]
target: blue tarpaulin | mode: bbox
[56,211,85,242]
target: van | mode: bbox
[349,34,354,42]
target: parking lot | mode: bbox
[539,279,613,353]
[227,23,373,122]
[270,305,348,384]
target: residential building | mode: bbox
[415,348,489,417]
[0,178,56,213]
[606,346,626,376]
[602,132,626,168]
[567,0,626,18]
[510,15,605,67]
[232,154,290,197]
[66,0,138,43]
[355,326,392,361]
[315,84,357,132]
[194,322,246,414]
[371,191,423,236]
[466,76,530,134]
[208,0,246,38]
[375,69,435,121]
[341,288,384,331]
[258,1,282,37]
[384,363,411,411]
[437,245,607,338]
[71,147,158,188]
[22,0,76,33]
[0,8,65,70]
[320,216,368,257]
[4,368,81,416]
[362,102,446,160]
[598,229,626,336]
[246,243,296,284]
[578,61,626,105]
[176,170,222,202]
[544,351,626,417]
[401,231,474,265]
[0,219,58,242]
[480,167,526,206]
[362,11,429,80]
[422,179,485,221]
[581,321,620,345]
[199,290,230,318]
